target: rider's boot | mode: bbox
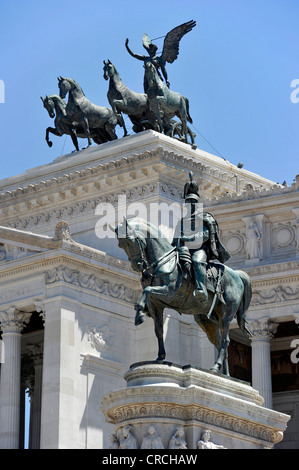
[193,262,208,302]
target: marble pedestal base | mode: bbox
[101,362,290,449]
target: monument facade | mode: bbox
[0,130,298,448]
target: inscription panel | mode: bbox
[0,275,44,307]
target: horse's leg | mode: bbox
[177,101,189,142]
[111,100,128,136]
[210,312,231,374]
[150,303,166,361]
[135,285,169,326]
[194,312,233,375]
[154,98,164,133]
[70,129,79,152]
[194,314,221,354]
[81,116,92,146]
[222,354,230,376]
[45,127,60,147]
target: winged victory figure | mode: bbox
[125,19,196,92]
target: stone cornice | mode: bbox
[205,182,299,212]
[0,230,139,303]
[0,146,277,207]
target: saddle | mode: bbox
[177,247,225,304]
[143,247,225,305]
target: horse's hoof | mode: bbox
[210,365,221,373]
[156,356,166,362]
[135,313,145,326]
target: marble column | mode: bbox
[0,308,31,449]
[249,318,278,409]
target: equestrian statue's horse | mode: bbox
[116,217,252,376]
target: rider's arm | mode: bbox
[125,38,146,61]
[171,237,180,248]
[181,230,209,243]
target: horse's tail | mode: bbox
[184,97,193,124]
[236,270,253,338]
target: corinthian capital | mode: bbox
[248,318,278,341]
[0,308,31,333]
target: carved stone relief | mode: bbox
[46,266,137,304]
[87,323,113,355]
[252,285,299,306]
[0,243,38,263]
[222,231,245,258]
[271,222,297,252]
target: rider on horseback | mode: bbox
[172,172,230,302]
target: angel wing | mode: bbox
[162,20,196,64]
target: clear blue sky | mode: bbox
[0,0,298,185]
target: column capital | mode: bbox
[0,308,31,334]
[248,318,278,341]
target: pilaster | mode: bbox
[40,297,77,449]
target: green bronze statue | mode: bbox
[125,20,196,92]
[172,172,230,302]
[115,172,252,376]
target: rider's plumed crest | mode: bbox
[183,171,200,202]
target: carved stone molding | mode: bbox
[251,285,299,306]
[106,400,282,444]
[0,146,262,204]
[46,266,137,304]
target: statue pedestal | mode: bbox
[101,362,290,449]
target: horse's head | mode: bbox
[41,95,55,118]
[115,218,147,273]
[58,76,73,99]
[103,60,115,81]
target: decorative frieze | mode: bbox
[251,285,299,306]
[46,266,137,304]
